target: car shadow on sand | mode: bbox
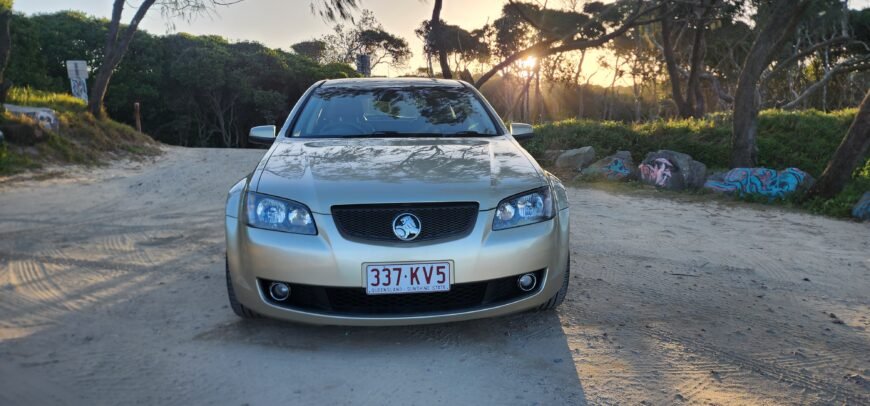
[195,309,587,404]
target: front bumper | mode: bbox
[226,208,570,326]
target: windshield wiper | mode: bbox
[337,131,407,138]
[444,131,487,136]
[361,131,445,138]
[335,131,489,138]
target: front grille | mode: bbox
[259,270,543,316]
[331,202,479,243]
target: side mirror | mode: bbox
[510,123,534,140]
[249,125,277,145]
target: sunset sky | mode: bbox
[14,0,870,85]
[15,0,508,77]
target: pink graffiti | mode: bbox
[639,158,673,187]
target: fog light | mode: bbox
[269,282,290,301]
[517,273,537,292]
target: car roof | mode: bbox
[320,77,466,88]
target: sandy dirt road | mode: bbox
[0,147,868,405]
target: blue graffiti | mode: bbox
[704,167,811,199]
[604,158,631,179]
[853,192,870,220]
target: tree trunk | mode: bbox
[88,67,114,117]
[535,63,543,122]
[660,5,692,118]
[805,89,870,199]
[731,0,811,167]
[694,80,705,116]
[0,3,13,107]
[88,0,157,117]
[604,55,620,120]
[430,0,452,79]
[633,76,641,122]
[685,10,708,118]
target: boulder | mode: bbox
[638,150,707,190]
[555,146,596,170]
[0,123,45,146]
[851,191,870,221]
[543,150,563,163]
[576,150,638,181]
[4,104,59,131]
[704,167,814,199]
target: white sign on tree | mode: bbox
[66,60,89,102]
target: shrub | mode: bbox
[529,109,868,218]
[530,109,855,176]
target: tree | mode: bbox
[473,0,660,89]
[0,0,13,108]
[102,27,164,129]
[291,40,327,62]
[805,88,870,199]
[607,26,660,121]
[10,12,106,91]
[319,10,411,71]
[357,28,411,70]
[6,12,53,90]
[88,0,240,118]
[4,10,359,147]
[415,19,489,76]
[730,0,812,167]
[159,34,357,147]
[658,0,714,118]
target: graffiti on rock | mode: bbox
[578,151,638,182]
[639,150,706,190]
[852,192,870,220]
[703,167,812,199]
[604,158,631,178]
[639,158,674,187]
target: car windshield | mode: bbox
[289,86,500,138]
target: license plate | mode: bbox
[365,262,451,295]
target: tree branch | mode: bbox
[762,36,853,83]
[781,55,870,109]
[474,1,657,88]
[110,0,158,65]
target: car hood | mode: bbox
[255,137,545,213]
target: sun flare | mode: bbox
[518,56,538,70]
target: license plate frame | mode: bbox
[363,261,452,295]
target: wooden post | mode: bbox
[133,102,142,132]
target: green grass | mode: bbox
[529,109,869,219]
[0,142,39,174]
[0,88,159,176]
[6,87,87,112]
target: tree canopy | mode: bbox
[298,10,411,72]
[7,11,357,148]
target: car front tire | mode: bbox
[226,257,258,319]
[540,256,570,310]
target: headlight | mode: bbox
[245,192,316,235]
[493,187,554,230]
